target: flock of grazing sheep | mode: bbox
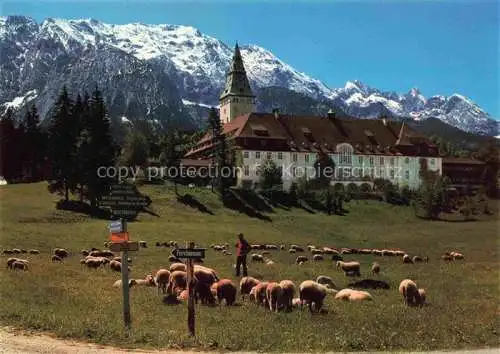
[3,240,465,313]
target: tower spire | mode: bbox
[219,43,256,124]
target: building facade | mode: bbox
[185,45,442,191]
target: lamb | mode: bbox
[113,279,140,288]
[51,255,63,262]
[53,248,69,259]
[299,280,333,312]
[240,276,261,297]
[288,248,297,254]
[28,249,40,254]
[402,254,413,264]
[154,269,172,294]
[336,261,361,277]
[371,262,380,275]
[316,275,336,289]
[266,282,284,312]
[139,241,147,248]
[348,279,390,290]
[213,279,237,306]
[418,288,426,304]
[169,263,187,272]
[296,256,308,264]
[279,280,296,312]
[399,279,422,306]
[166,270,187,294]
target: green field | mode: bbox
[0,182,498,352]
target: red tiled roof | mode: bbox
[185,112,439,158]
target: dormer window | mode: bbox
[301,127,315,143]
[250,124,269,137]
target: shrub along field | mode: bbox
[0,182,498,352]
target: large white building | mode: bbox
[185,44,442,191]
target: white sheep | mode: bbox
[371,262,380,275]
[336,261,361,277]
[313,254,324,261]
[169,262,186,272]
[402,254,413,264]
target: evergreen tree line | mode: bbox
[0,105,47,182]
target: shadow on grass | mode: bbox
[231,189,275,213]
[177,194,214,215]
[55,200,111,219]
[224,190,272,222]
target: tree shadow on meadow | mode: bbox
[176,193,214,215]
[224,190,273,222]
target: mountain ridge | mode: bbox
[0,15,497,136]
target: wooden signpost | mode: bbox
[172,243,206,337]
[97,183,151,331]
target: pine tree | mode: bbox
[80,86,117,208]
[257,156,283,195]
[159,128,182,194]
[22,104,47,181]
[0,108,17,181]
[47,86,77,201]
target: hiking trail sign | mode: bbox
[172,248,206,259]
[97,183,152,220]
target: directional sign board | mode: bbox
[97,183,152,220]
[172,248,206,259]
[111,232,129,243]
[110,241,139,253]
[109,220,123,233]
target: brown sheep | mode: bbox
[214,279,237,306]
[12,260,28,270]
[240,276,260,299]
[166,270,187,294]
[279,280,296,312]
[399,279,422,306]
[51,255,63,262]
[169,262,186,272]
[336,261,361,277]
[154,269,171,294]
[253,281,269,306]
[402,254,413,264]
[53,248,69,258]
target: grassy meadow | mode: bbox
[0,182,498,352]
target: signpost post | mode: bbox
[97,183,151,332]
[172,244,206,337]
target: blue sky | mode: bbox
[2,0,498,118]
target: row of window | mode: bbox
[243,151,436,166]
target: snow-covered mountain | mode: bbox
[0,16,497,136]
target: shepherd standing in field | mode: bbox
[235,233,250,277]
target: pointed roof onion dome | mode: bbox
[220,43,255,100]
[395,122,413,146]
